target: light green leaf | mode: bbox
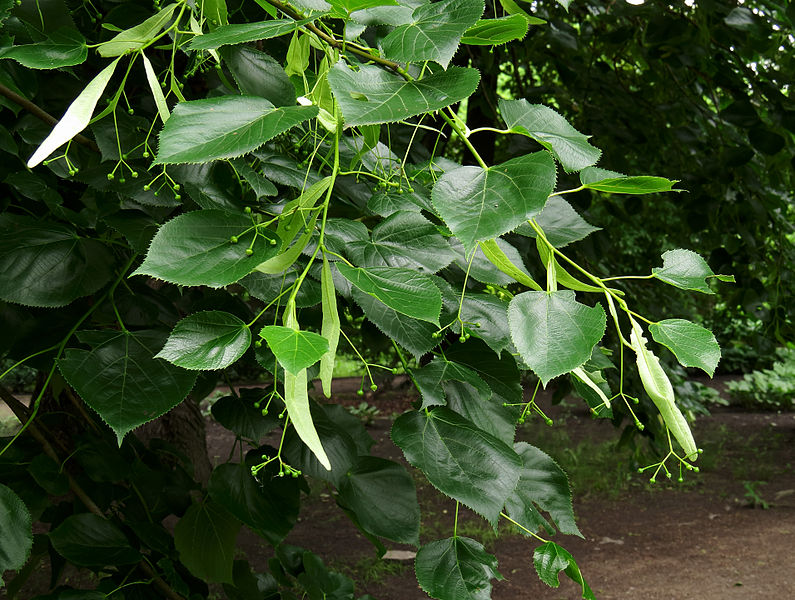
[202,0,228,26]
[98,4,179,57]
[328,62,480,126]
[0,484,32,585]
[652,249,721,294]
[259,325,329,374]
[49,514,140,567]
[338,457,420,545]
[189,17,313,49]
[381,0,484,68]
[415,536,502,600]
[480,238,541,290]
[499,99,601,172]
[347,211,456,273]
[497,0,546,23]
[58,330,197,444]
[27,57,120,168]
[330,0,398,17]
[582,173,679,194]
[535,238,604,293]
[0,28,86,69]
[208,463,298,545]
[319,255,340,398]
[155,97,316,164]
[649,319,721,377]
[284,31,310,77]
[505,442,581,537]
[175,501,240,584]
[156,311,251,370]
[533,542,595,600]
[141,52,170,123]
[461,14,528,45]
[337,263,442,324]
[352,288,438,358]
[0,214,114,307]
[432,151,556,251]
[132,210,280,288]
[508,290,606,385]
[282,308,331,471]
[517,195,600,247]
[391,407,522,525]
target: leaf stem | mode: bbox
[500,512,548,543]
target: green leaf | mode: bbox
[433,152,556,251]
[211,391,279,441]
[533,542,595,600]
[157,311,251,370]
[446,339,522,407]
[0,28,86,69]
[652,249,721,294]
[415,536,502,600]
[328,62,480,126]
[461,14,528,45]
[413,357,491,409]
[499,99,600,172]
[155,97,317,164]
[0,214,114,307]
[259,325,329,375]
[457,294,513,355]
[49,514,140,567]
[203,0,228,26]
[479,238,541,290]
[381,0,484,68]
[282,306,331,470]
[141,52,170,122]
[58,330,197,444]
[319,255,340,398]
[284,31,310,77]
[505,442,581,537]
[582,174,679,194]
[391,407,522,525]
[98,3,178,57]
[188,18,314,49]
[337,263,442,324]
[132,210,280,288]
[508,290,606,385]
[222,45,296,107]
[519,196,600,247]
[208,463,297,545]
[338,457,420,545]
[352,288,438,358]
[578,166,624,184]
[0,484,32,585]
[535,238,604,293]
[27,57,120,167]
[231,159,278,198]
[445,379,516,445]
[330,0,397,17]
[649,319,721,377]
[175,501,240,584]
[348,211,455,273]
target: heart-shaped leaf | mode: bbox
[157,311,251,370]
[649,319,721,376]
[259,325,329,374]
[415,536,502,600]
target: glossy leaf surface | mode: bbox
[649,319,721,376]
[157,311,251,370]
[415,536,502,600]
[259,325,329,374]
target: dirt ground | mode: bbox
[203,377,795,600]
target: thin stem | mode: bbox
[549,185,585,198]
[500,512,548,543]
[441,108,488,169]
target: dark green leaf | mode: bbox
[338,457,420,545]
[0,483,32,583]
[415,536,502,600]
[155,97,317,164]
[457,294,513,355]
[391,407,521,525]
[413,357,491,408]
[188,18,313,49]
[221,46,296,107]
[157,311,251,370]
[29,455,69,496]
[58,330,197,444]
[446,339,522,407]
[508,290,606,385]
[499,99,600,172]
[337,263,442,324]
[175,501,241,584]
[211,390,280,441]
[652,249,719,294]
[0,28,86,68]
[519,195,600,247]
[132,210,280,288]
[259,325,329,374]
[533,541,595,600]
[444,380,516,445]
[0,214,114,308]
[505,442,581,537]
[461,14,528,45]
[208,463,298,545]
[432,151,556,250]
[328,62,480,126]
[381,0,484,68]
[49,514,140,567]
[649,319,721,376]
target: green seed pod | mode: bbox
[629,317,697,461]
[370,383,377,392]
